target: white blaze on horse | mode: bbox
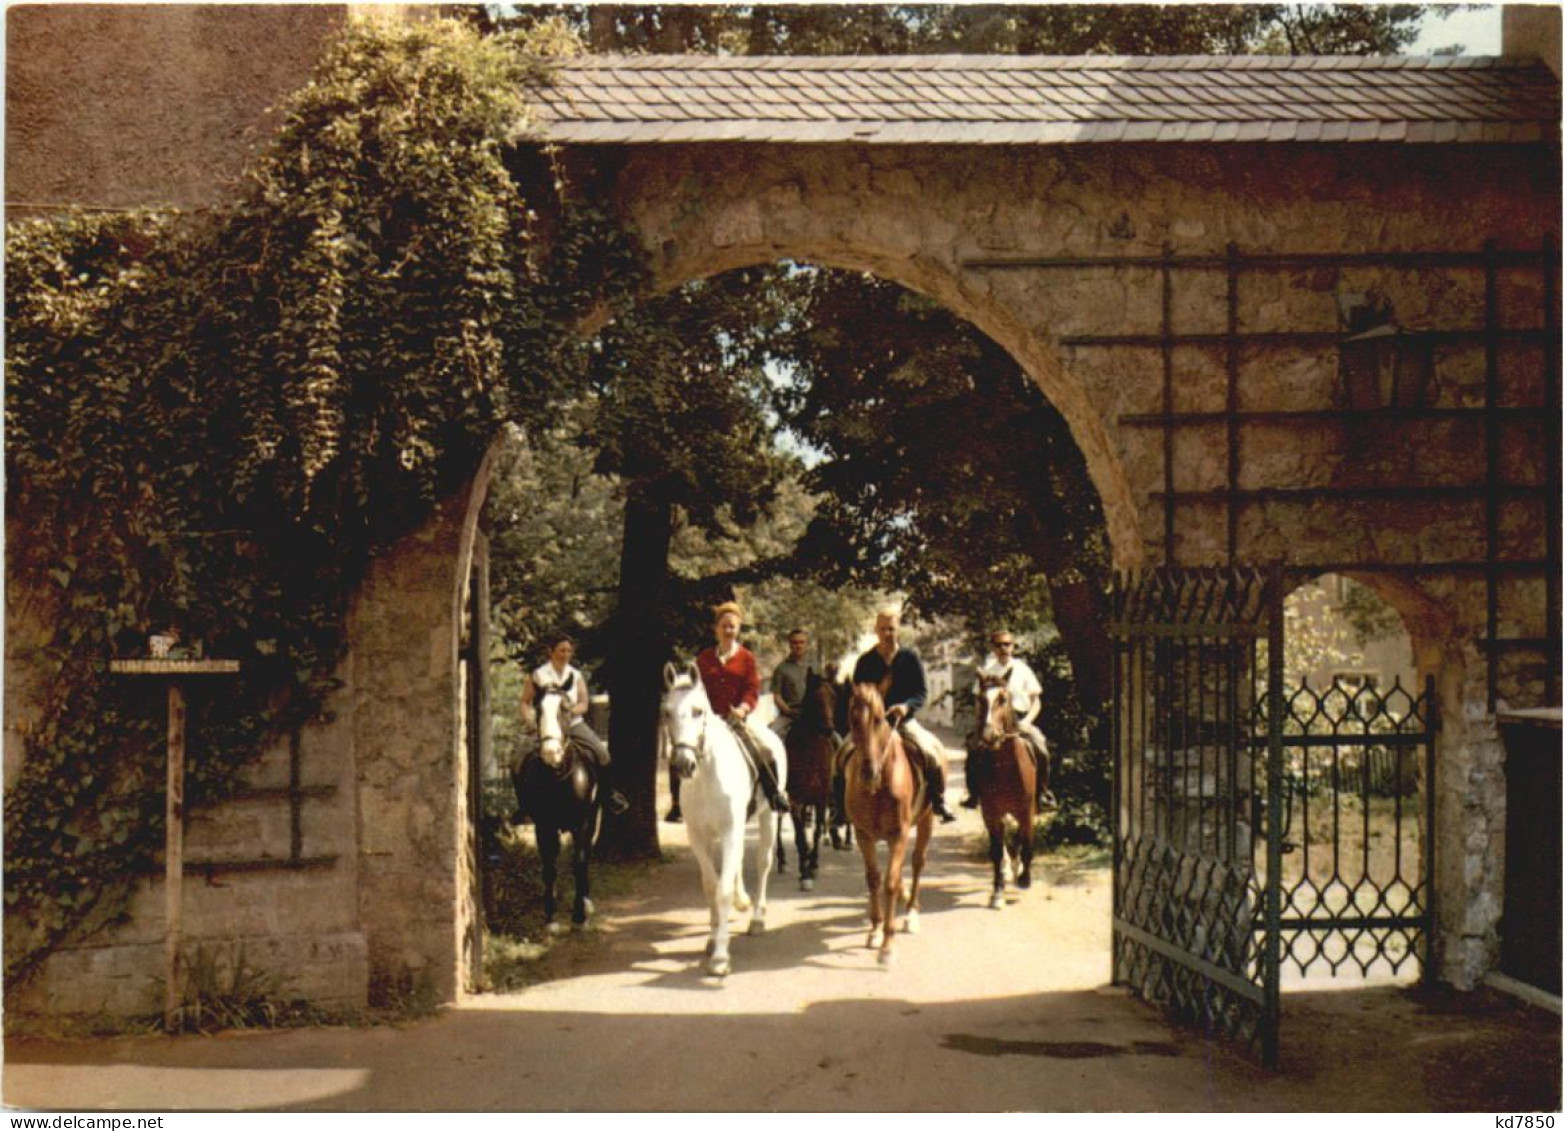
[660,661,787,977]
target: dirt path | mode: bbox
[6,737,1559,1112]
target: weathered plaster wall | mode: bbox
[589,139,1558,986]
[6,4,352,210]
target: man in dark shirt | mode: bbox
[845,608,957,823]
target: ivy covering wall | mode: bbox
[3,18,641,988]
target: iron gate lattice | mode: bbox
[1263,673,1437,985]
[1111,563,1436,1066]
[1111,564,1284,1063]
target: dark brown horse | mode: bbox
[973,673,1040,908]
[844,683,934,965]
[780,672,838,890]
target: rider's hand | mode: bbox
[886,704,906,724]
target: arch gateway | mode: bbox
[5,6,1560,1028]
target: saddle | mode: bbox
[724,719,768,815]
[839,729,928,807]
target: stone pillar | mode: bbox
[351,457,492,1007]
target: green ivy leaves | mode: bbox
[4,17,644,990]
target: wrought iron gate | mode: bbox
[1111,563,1436,1067]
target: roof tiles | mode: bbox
[520,54,1561,145]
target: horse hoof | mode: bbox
[904,910,921,934]
[800,877,815,893]
[747,917,766,937]
[1017,873,1032,891]
[989,892,1005,910]
[546,920,568,936]
[867,928,884,950]
[878,948,896,967]
[707,956,731,978]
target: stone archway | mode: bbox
[7,11,1556,1021]
[345,133,1557,1003]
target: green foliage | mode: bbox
[769,269,1111,662]
[1335,575,1406,649]
[494,3,1429,56]
[485,423,624,662]
[4,17,644,987]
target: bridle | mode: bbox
[848,687,895,787]
[665,682,712,773]
[979,680,1019,745]
[537,685,575,768]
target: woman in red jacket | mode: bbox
[695,601,790,814]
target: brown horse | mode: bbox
[780,672,838,890]
[844,683,934,965]
[973,673,1040,909]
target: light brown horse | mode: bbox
[974,673,1040,909]
[844,683,934,965]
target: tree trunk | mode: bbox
[602,492,673,858]
[1045,571,1112,713]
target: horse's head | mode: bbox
[848,683,892,781]
[978,670,1015,746]
[661,660,709,781]
[536,675,575,768]
[801,671,835,730]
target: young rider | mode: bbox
[841,608,958,823]
[695,601,791,813]
[513,632,629,822]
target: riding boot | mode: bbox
[1024,739,1057,808]
[924,752,957,824]
[760,761,791,814]
[961,742,985,809]
[665,770,682,823]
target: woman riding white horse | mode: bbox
[661,657,787,977]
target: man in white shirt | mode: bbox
[962,630,1052,809]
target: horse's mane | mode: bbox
[848,683,889,745]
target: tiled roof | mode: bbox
[521,54,1561,144]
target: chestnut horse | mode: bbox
[780,672,838,890]
[844,684,934,965]
[974,672,1040,909]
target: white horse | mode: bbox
[660,661,787,977]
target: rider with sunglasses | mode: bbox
[962,631,1053,809]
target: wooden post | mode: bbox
[164,681,186,1033]
[109,657,239,1034]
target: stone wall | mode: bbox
[588,139,1558,986]
[4,2,1557,1019]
